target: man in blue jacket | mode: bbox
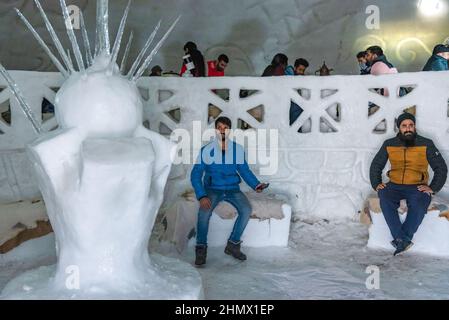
[191,116,268,266]
[422,44,449,71]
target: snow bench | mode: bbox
[363,195,449,257]
[159,191,292,252]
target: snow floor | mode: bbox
[2,218,449,299]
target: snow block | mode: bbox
[162,193,292,251]
[206,204,292,247]
[367,197,449,257]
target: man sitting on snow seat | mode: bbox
[191,116,269,266]
[369,112,447,256]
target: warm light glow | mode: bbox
[417,0,447,17]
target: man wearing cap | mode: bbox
[370,113,447,256]
[423,44,449,71]
[149,65,162,76]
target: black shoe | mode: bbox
[195,245,207,266]
[391,239,399,249]
[224,240,247,261]
[393,239,413,256]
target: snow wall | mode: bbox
[1,70,449,220]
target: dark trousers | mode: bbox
[378,183,431,242]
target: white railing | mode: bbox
[1,71,449,218]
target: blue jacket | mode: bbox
[191,140,260,200]
[423,55,448,71]
[285,65,295,75]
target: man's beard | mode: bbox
[398,131,417,147]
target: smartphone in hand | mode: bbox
[256,183,270,191]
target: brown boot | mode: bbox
[224,240,247,261]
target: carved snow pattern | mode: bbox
[367,84,418,135]
[289,87,342,133]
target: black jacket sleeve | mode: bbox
[370,141,388,190]
[427,141,448,193]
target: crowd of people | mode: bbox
[149,41,449,79]
[149,41,309,78]
[356,43,449,76]
[149,41,229,78]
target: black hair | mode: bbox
[217,54,229,63]
[356,51,367,59]
[184,41,197,53]
[366,46,383,57]
[189,49,205,77]
[294,58,309,68]
[271,53,288,67]
[215,116,232,128]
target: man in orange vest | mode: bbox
[370,113,447,256]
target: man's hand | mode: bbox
[418,185,433,195]
[376,183,386,191]
[199,197,212,210]
[255,183,269,193]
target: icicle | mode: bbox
[127,20,161,79]
[67,49,73,68]
[15,9,69,78]
[59,0,85,72]
[95,0,110,55]
[120,30,134,74]
[0,64,42,134]
[80,11,93,67]
[133,16,180,81]
[110,0,132,68]
[34,0,74,72]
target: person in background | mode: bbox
[356,51,371,75]
[365,45,398,77]
[286,58,309,76]
[149,65,162,76]
[422,44,449,71]
[180,41,205,77]
[207,54,229,77]
[287,58,309,126]
[365,45,405,100]
[262,53,288,76]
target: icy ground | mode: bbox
[1,219,449,299]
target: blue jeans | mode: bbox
[378,183,431,242]
[196,189,252,246]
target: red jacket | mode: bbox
[180,64,187,76]
[207,60,224,77]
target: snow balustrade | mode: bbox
[2,70,449,251]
